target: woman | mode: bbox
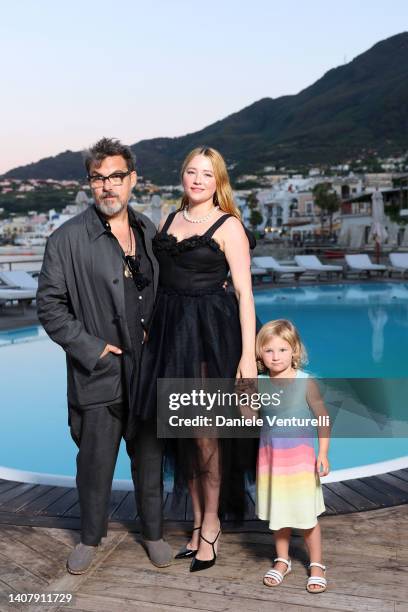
[137,146,257,571]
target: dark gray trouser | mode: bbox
[68,403,163,546]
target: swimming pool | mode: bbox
[1,282,407,487]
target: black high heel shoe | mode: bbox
[174,525,201,559]
[189,529,221,572]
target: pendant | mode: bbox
[124,265,132,278]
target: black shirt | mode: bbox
[95,207,155,355]
[123,220,154,353]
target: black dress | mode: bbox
[137,211,254,517]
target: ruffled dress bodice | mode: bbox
[153,218,230,294]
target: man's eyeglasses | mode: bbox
[88,170,131,188]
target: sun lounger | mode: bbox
[0,270,38,289]
[251,266,267,283]
[0,288,36,306]
[252,256,306,281]
[345,254,387,277]
[294,255,343,277]
[389,253,408,278]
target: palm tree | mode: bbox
[312,183,340,237]
[247,191,263,230]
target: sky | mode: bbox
[1,0,407,174]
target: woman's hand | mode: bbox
[236,355,258,379]
[316,453,330,477]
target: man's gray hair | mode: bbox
[84,137,136,175]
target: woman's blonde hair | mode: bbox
[179,146,241,218]
[256,319,308,373]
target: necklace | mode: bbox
[123,223,135,278]
[183,205,219,224]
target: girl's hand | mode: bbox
[316,454,330,477]
[236,356,258,379]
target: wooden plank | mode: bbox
[0,483,35,507]
[111,493,137,521]
[343,479,394,507]
[62,594,205,612]
[0,480,21,497]
[0,577,16,606]
[26,487,72,515]
[366,476,408,504]
[324,482,377,511]
[39,527,80,549]
[321,486,354,514]
[376,473,408,495]
[3,485,47,513]
[108,491,128,518]
[0,555,47,598]
[64,490,129,520]
[61,590,342,612]
[62,501,81,518]
[389,469,408,483]
[0,525,71,563]
[0,511,81,530]
[81,565,395,611]
[163,493,186,521]
[45,489,78,516]
[319,494,336,514]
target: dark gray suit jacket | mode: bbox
[37,205,159,408]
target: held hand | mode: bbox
[100,343,123,359]
[316,454,330,477]
[235,377,258,418]
[235,356,258,380]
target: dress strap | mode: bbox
[204,214,232,238]
[161,211,178,234]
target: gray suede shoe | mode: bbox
[67,543,97,574]
[143,538,172,568]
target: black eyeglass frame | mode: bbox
[87,170,132,187]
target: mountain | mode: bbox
[4,32,408,183]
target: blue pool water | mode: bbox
[0,282,407,480]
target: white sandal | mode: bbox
[263,557,292,587]
[306,562,327,593]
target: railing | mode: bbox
[0,256,43,273]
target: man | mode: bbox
[37,137,172,573]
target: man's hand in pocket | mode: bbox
[100,344,122,359]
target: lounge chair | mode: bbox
[345,255,387,278]
[252,256,306,281]
[389,253,408,278]
[251,266,267,283]
[0,270,38,289]
[0,288,36,306]
[294,255,343,278]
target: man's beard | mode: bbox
[95,193,127,217]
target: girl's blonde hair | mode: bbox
[179,146,241,219]
[256,319,308,373]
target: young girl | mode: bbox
[255,319,330,593]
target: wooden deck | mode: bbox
[0,470,408,532]
[0,504,407,612]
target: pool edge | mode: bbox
[1,455,408,488]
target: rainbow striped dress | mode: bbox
[256,370,325,530]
